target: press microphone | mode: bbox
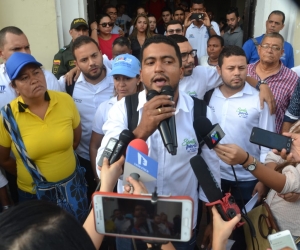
[190,155,243,227]
[109,129,135,164]
[123,139,158,185]
[146,89,175,155]
[161,86,177,155]
[194,116,225,149]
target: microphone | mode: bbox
[109,129,135,164]
[194,116,225,149]
[123,139,158,185]
[190,155,243,227]
[146,90,175,155]
[161,86,177,155]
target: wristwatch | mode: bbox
[245,157,257,172]
[256,80,267,91]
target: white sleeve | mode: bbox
[211,21,220,35]
[204,67,222,92]
[0,171,8,188]
[258,102,276,162]
[92,102,107,134]
[95,98,128,177]
[43,69,64,92]
[280,164,300,194]
[57,76,67,92]
[198,107,221,202]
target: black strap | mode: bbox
[203,88,214,106]
[125,93,139,131]
[251,38,259,47]
[66,79,76,97]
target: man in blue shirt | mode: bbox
[242,10,294,68]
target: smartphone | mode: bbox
[97,137,118,167]
[93,192,193,242]
[190,13,204,21]
[268,230,297,250]
[249,127,292,153]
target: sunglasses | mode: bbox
[99,22,114,28]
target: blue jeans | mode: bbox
[18,189,37,203]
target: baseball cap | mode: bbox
[6,52,42,80]
[108,54,140,78]
[70,18,89,30]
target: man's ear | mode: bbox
[216,65,221,76]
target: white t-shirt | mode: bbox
[92,96,118,134]
[96,90,221,229]
[209,83,276,181]
[116,14,132,33]
[179,65,222,99]
[291,65,300,77]
[185,21,220,59]
[0,63,62,109]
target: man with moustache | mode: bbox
[223,7,243,47]
[59,36,114,201]
[96,35,220,250]
[173,7,185,25]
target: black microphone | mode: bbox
[109,129,134,164]
[146,90,175,155]
[194,116,225,149]
[161,86,177,155]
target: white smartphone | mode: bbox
[268,230,297,250]
[93,192,193,242]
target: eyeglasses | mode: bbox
[167,28,183,34]
[99,22,114,28]
[181,49,197,61]
[260,44,282,51]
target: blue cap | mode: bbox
[108,54,140,78]
[6,52,43,80]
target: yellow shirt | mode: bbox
[0,91,80,193]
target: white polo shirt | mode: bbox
[209,82,275,181]
[92,96,118,134]
[71,70,114,160]
[179,65,222,99]
[96,90,221,229]
[0,63,62,109]
[185,21,220,59]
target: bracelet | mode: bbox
[240,152,249,165]
[2,205,13,210]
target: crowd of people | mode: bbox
[1,0,300,249]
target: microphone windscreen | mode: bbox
[128,139,149,155]
[161,86,174,97]
[119,130,135,144]
[193,116,213,138]
[146,90,159,101]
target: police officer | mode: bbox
[52,18,89,79]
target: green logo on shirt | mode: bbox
[236,107,248,118]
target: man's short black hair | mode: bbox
[208,35,224,47]
[218,45,246,67]
[226,7,239,18]
[168,34,188,44]
[268,10,285,24]
[104,4,117,13]
[174,7,185,13]
[0,26,24,48]
[161,7,172,15]
[72,36,100,59]
[140,35,182,67]
[112,36,131,50]
[166,20,183,30]
[191,0,205,7]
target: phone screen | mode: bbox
[100,196,183,239]
[269,234,297,250]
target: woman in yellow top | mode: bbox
[0,52,87,222]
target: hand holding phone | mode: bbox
[268,230,297,250]
[190,13,204,21]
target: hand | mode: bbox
[277,192,300,202]
[259,84,276,115]
[202,12,211,27]
[99,156,124,192]
[123,176,148,194]
[118,29,125,36]
[201,223,213,249]
[184,12,195,29]
[273,132,300,161]
[133,95,175,140]
[252,181,269,204]
[214,144,248,166]
[212,206,241,250]
[90,21,98,30]
[64,67,80,86]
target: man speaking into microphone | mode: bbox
[96,35,220,250]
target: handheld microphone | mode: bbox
[146,89,175,155]
[109,129,134,164]
[190,155,243,228]
[194,116,225,149]
[123,139,158,185]
[161,86,177,155]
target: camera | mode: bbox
[190,13,205,21]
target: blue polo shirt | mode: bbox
[242,34,294,69]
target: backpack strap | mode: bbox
[125,93,139,131]
[66,79,76,97]
[251,38,259,48]
[191,97,207,155]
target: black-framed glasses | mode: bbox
[260,44,282,51]
[167,28,183,34]
[99,22,114,27]
[181,49,197,61]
